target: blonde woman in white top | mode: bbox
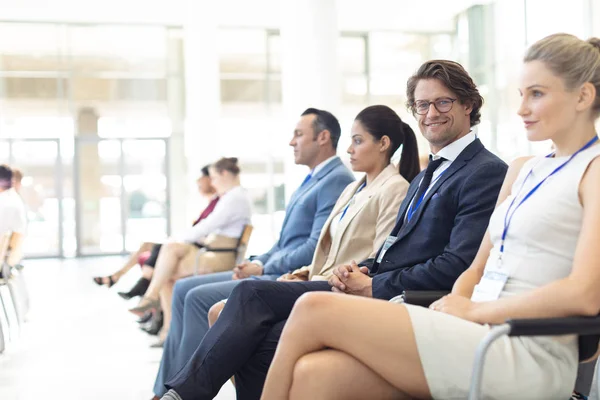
[261,34,600,400]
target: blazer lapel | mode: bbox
[394,139,484,243]
[310,177,363,276]
[392,172,423,234]
[334,164,397,242]
[280,157,343,233]
[324,176,369,252]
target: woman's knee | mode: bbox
[292,292,331,317]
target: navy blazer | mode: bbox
[365,139,508,300]
[256,157,355,277]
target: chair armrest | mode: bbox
[401,291,450,307]
[506,315,600,336]
[204,247,237,253]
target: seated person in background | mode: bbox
[0,164,27,237]
[260,33,600,400]
[128,158,252,336]
[93,165,217,289]
[11,168,23,194]
[159,60,508,400]
[119,166,218,301]
[150,108,355,398]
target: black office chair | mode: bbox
[396,291,600,400]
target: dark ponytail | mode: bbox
[354,105,420,182]
[398,121,420,182]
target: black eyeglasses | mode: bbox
[412,98,457,115]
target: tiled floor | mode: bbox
[0,257,235,400]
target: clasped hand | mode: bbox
[328,260,373,297]
[233,260,264,280]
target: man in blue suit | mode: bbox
[159,60,508,400]
[151,108,354,398]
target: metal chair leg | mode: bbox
[0,284,19,341]
[468,324,511,400]
[592,358,600,400]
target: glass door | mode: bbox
[74,137,169,256]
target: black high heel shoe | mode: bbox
[141,310,164,336]
[92,275,116,287]
[117,277,150,300]
[137,311,153,324]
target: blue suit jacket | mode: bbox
[256,157,355,277]
[365,139,508,300]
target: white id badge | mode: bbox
[376,236,397,263]
[470,270,509,303]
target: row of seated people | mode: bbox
[0,165,27,251]
[100,32,599,399]
[93,158,252,344]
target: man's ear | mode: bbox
[317,129,331,146]
[463,100,474,117]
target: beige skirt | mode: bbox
[404,303,578,400]
[179,234,240,276]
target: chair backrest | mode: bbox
[6,232,24,267]
[0,232,12,280]
[235,225,253,263]
[580,335,600,363]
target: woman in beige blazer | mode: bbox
[277,104,420,282]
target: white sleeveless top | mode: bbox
[484,143,600,299]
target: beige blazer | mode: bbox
[291,164,409,280]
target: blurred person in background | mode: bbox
[93,165,217,292]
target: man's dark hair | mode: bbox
[0,164,13,189]
[301,108,341,150]
[406,60,484,127]
[201,164,211,177]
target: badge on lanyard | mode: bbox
[376,235,397,263]
[471,270,509,302]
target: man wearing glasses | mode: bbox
[159,60,508,400]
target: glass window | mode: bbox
[0,24,63,71]
[67,26,167,74]
[340,35,368,104]
[369,32,430,107]
[0,22,184,257]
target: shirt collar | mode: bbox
[430,131,476,162]
[311,155,338,177]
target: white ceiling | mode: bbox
[0,0,491,32]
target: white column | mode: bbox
[280,0,341,199]
[592,0,600,37]
[175,0,221,232]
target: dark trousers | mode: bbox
[145,243,162,268]
[164,279,331,400]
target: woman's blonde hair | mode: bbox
[525,33,600,117]
[212,157,241,175]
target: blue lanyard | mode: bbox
[339,182,366,221]
[406,167,447,221]
[499,136,599,265]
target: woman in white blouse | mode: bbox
[129,158,252,330]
